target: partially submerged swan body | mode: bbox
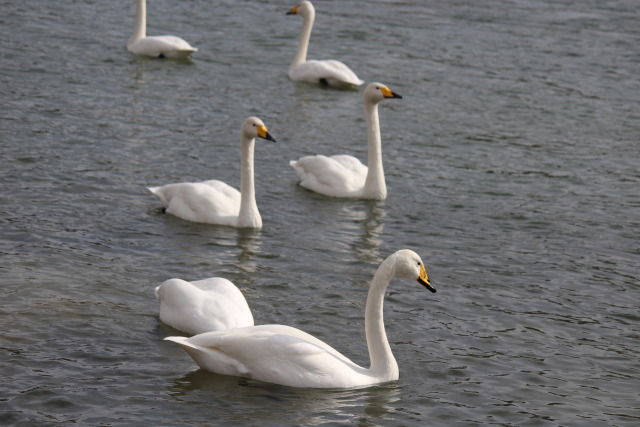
[148,117,276,228]
[290,82,402,200]
[156,277,254,335]
[127,0,197,59]
[165,250,436,389]
[286,1,363,88]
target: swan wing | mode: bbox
[166,324,365,388]
[289,60,364,87]
[148,181,240,225]
[290,154,367,197]
[156,277,254,335]
[128,36,197,58]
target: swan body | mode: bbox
[290,82,401,200]
[148,117,276,228]
[286,1,363,88]
[156,277,254,335]
[165,249,436,389]
[127,0,197,58]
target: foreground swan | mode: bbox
[165,249,436,389]
[286,1,363,88]
[290,82,401,200]
[127,0,197,58]
[148,117,276,228]
[156,277,254,335]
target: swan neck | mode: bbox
[129,0,147,46]
[363,100,386,199]
[291,8,315,69]
[239,136,261,228]
[365,257,398,379]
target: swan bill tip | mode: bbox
[419,278,436,293]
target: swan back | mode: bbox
[156,277,254,335]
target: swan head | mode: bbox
[286,1,315,18]
[393,249,436,293]
[364,82,403,104]
[242,117,277,143]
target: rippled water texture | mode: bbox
[1,0,639,425]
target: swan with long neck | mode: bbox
[289,82,401,200]
[164,249,436,389]
[127,0,197,59]
[156,277,254,335]
[286,1,363,88]
[148,117,276,228]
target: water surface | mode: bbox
[1,0,639,425]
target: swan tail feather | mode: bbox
[165,336,198,350]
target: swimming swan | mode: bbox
[148,117,276,228]
[286,1,364,88]
[156,277,254,335]
[165,249,436,389]
[127,0,197,58]
[289,82,401,200]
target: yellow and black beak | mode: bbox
[286,5,299,15]
[381,86,403,99]
[418,264,436,293]
[257,125,277,143]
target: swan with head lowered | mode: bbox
[156,277,254,335]
[164,249,436,389]
[127,0,197,58]
[148,117,276,228]
[290,82,401,200]
[286,1,364,88]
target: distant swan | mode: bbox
[156,277,254,335]
[127,0,197,58]
[290,82,401,200]
[148,117,276,228]
[286,1,363,88]
[165,249,436,389]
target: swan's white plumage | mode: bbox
[148,180,241,225]
[148,117,276,228]
[127,0,197,59]
[290,154,367,197]
[290,82,402,200]
[156,277,254,335]
[165,250,436,389]
[287,1,363,88]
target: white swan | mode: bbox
[165,249,436,389]
[156,277,254,335]
[148,117,276,228]
[289,82,401,200]
[127,0,197,59]
[286,1,364,88]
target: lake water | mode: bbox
[1,0,639,425]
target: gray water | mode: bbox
[1,0,639,425]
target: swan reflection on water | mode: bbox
[168,369,401,424]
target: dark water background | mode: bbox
[1,0,639,425]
